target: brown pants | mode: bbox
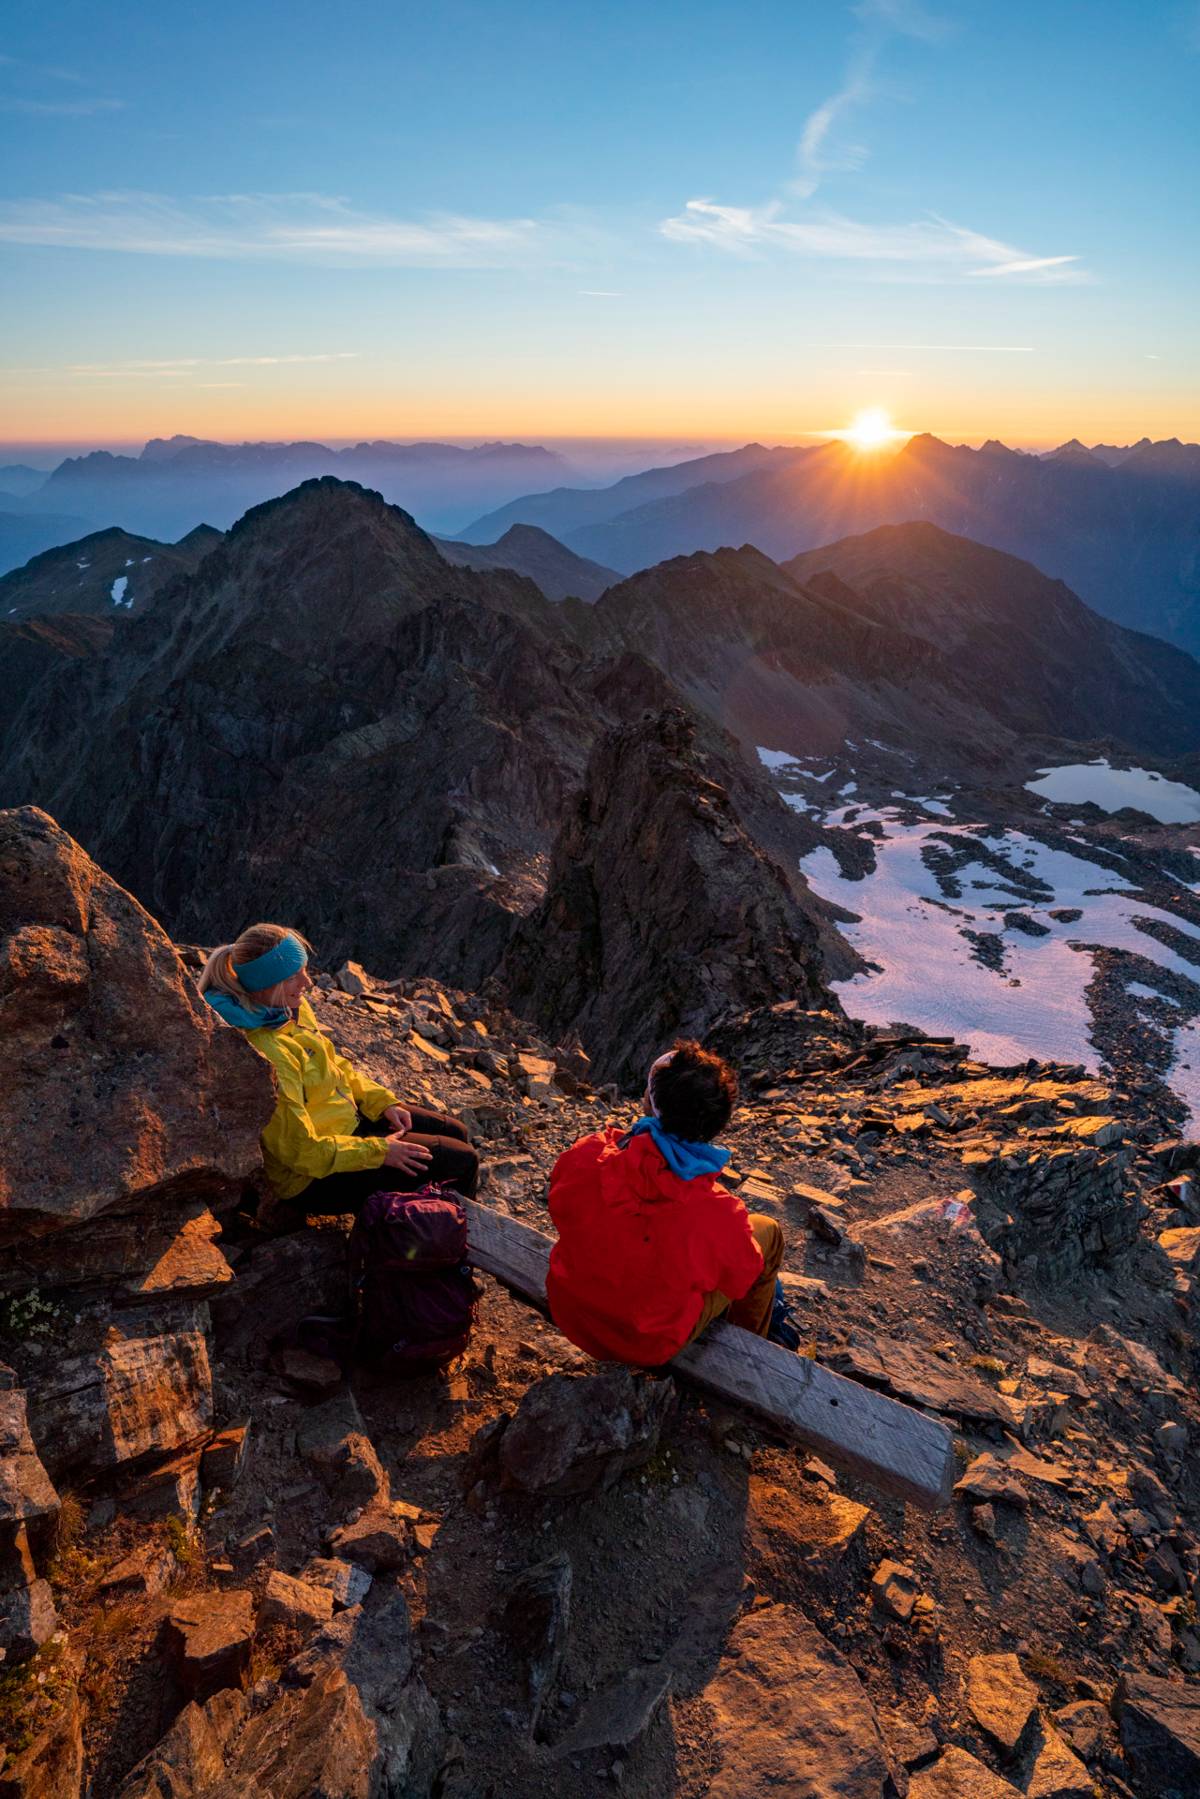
[686,1214,785,1344]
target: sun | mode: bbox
[843,407,900,451]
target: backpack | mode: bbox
[347,1185,480,1374]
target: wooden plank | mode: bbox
[464,1198,955,1511]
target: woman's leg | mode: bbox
[404,1105,471,1146]
[401,1129,479,1198]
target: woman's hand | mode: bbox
[382,1132,432,1175]
[383,1104,413,1134]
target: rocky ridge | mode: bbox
[1,810,1198,1797]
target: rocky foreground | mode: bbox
[2,805,1199,1798]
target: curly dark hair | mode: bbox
[650,1039,738,1143]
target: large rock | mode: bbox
[493,1367,677,1496]
[164,1589,255,1700]
[1114,1672,1200,1793]
[499,1552,573,1736]
[745,1478,871,1600]
[25,1301,212,1480]
[704,1603,899,1796]
[965,1136,1139,1283]
[501,706,837,1088]
[0,1387,60,1663]
[118,1669,375,1799]
[0,807,272,1245]
[908,1746,1020,1797]
[210,1226,350,1363]
[964,1652,1040,1755]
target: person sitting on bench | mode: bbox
[545,1039,792,1366]
[198,923,479,1212]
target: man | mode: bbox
[546,1039,794,1366]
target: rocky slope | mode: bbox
[433,523,618,602]
[502,706,845,1087]
[574,532,1200,765]
[0,524,221,622]
[2,809,1198,1798]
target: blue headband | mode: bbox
[233,934,307,992]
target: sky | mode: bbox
[2,0,1198,452]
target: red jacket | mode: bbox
[546,1129,764,1366]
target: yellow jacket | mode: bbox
[244,997,399,1199]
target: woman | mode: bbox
[199,923,479,1212]
[545,1039,793,1367]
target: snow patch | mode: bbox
[110,576,130,607]
[799,806,1200,1100]
[76,560,90,569]
[1027,759,1200,825]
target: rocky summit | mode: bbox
[1,807,1198,1798]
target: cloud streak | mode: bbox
[660,199,1083,283]
[1,96,124,116]
[663,1,1083,286]
[0,192,548,266]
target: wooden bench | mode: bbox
[465,1199,955,1510]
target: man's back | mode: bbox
[546,1127,763,1366]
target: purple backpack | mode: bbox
[347,1186,480,1373]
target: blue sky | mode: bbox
[2,0,1197,447]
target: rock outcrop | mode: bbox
[0,806,270,1246]
[502,707,837,1087]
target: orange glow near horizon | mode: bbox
[0,379,1195,456]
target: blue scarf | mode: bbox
[204,990,290,1032]
[627,1114,730,1182]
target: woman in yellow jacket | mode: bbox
[198,923,479,1212]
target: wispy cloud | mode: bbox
[1,96,125,116]
[662,2,1084,286]
[0,192,549,266]
[3,352,360,381]
[823,341,1035,351]
[661,199,1083,283]
[793,0,952,197]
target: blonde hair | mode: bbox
[198,923,313,1012]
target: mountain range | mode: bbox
[0,435,574,551]
[2,476,1198,1000]
[464,434,1200,655]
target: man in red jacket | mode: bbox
[546,1040,787,1366]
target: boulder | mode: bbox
[908,1746,1020,1797]
[1113,1672,1200,1793]
[498,1552,572,1736]
[210,1227,350,1363]
[300,1557,372,1611]
[164,1589,255,1700]
[0,1389,59,1530]
[1024,1723,1093,1798]
[119,1667,375,1799]
[495,1368,677,1496]
[26,1301,212,1480]
[0,807,271,1245]
[964,1652,1040,1755]
[200,1422,250,1493]
[550,1662,672,1761]
[0,1577,59,1661]
[745,1479,871,1600]
[703,1603,899,1796]
[0,1201,234,1303]
[325,1500,418,1573]
[954,1454,1030,1510]
[870,1559,922,1623]
[297,1394,388,1512]
[121,1446,204,1523]
[259,1569,335,1635]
